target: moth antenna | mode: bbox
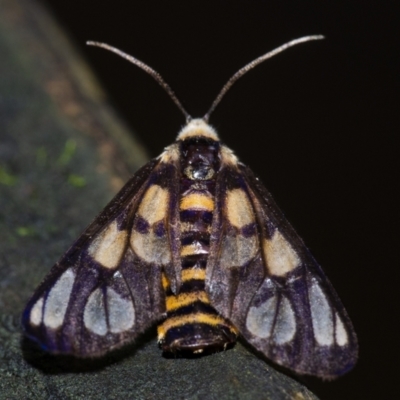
[203,35,325,122]
[87,41,192,122]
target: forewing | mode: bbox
[206,165,265,322]
[22,156,180,356]
[207,162,358,377]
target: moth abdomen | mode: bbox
[157,132,238,353]
[158,265,238,353]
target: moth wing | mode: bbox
[206,165,265,321]
[22,155,181,357]
[206,162,358,377]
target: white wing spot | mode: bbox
[131,229,171,265]
[226,189,255,228]
[137,184,169,225]
[84,288,107,336]
[220,234,258,268]
[88,221,128,269]
[273,296,296,345]
[43,269,75,329]
[107,287,135,333]
[263,231,300,276]
[246,296,277,339]
[30,297,44,326]
[309,280,334,346]
[131,184,171,264]
[335,313,349,346]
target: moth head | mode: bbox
[176,119,219,142]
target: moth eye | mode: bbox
[184,165,215,180]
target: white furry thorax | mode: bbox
[176,119,219,141]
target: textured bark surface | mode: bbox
[0,1,319,398]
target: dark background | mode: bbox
[39,1,398,399]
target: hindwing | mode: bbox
[22,155,181,356]
[206,160,358,378]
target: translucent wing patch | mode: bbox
[22,158,179,356]
[130,184,172,266]
[206,163,358,377]
[206,166,265,320]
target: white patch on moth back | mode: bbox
[176,119,219,141]
[335,313,348,346]
[309,280,334,346]
[30,297,44,326]
[263,231,300,276]
[220,234,258,267]
[84,288,107,336]
[88,220,128,269]
[246,296,277,339]
[226,188,255,228]
[107,287,135,333]
[273,296,296,345]
[137,185,169,225]
[159,143,179,163]
[43,269,75,329]
[220,145,238,165]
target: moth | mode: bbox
[22,36,358,378]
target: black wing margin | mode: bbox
[22,156,180,357]
[206,162,358,378]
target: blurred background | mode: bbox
[24,1,400,398]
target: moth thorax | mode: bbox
[176,119,219,141]
[184,165,215,181]
[180,138,220,182]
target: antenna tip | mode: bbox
[305,35,325,41]
[295,35,325,44]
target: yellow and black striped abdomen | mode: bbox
[157,141,238,353]
[157,257,238,353]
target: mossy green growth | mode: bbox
[0,166,18,186]
[68,173,86,187]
